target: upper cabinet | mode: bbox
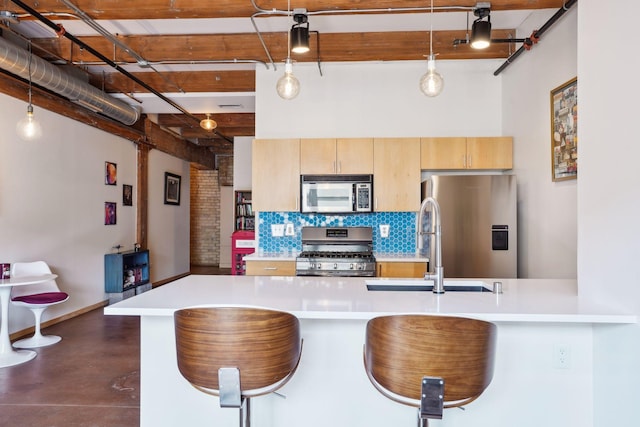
[252,139,300,212]
[421,137,513,170]
[300,138,374,174]
[373,138,421,212]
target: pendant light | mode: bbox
[276,1,300,100]
[200,113,217,131]
[16,43,42,141]
[419,0,444,97]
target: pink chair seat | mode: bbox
[12,292,69,305]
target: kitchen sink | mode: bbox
[365,279,493,292]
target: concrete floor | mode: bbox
[0,308,140,427]
[0,266,230,427]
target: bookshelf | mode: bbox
[234,190,254,231]
[105,249,150,294]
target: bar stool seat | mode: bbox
[174,306,303,426]
[364,314,497,426]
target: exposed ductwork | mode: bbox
[0,36,140,125]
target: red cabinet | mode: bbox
[232,230,255,275]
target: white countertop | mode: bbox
[104,275,636,324]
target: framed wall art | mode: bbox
[164,172,181,205]
[105,161,117,185]
[550,77,577,182]
[105,202,117,225]
[123,184,133,206]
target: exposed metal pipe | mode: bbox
[0,36,140,124]
[8,0,203,128]
[250,0,475,71]
[494,0,577,76]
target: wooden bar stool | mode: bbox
[174,307,303,427]
[364,314,497,426]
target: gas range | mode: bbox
[295,227,376,277]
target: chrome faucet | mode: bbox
[417,197,444,294]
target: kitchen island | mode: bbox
[105,275,635,427]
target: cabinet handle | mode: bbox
[337,161,341,174]
[295,197,299,211]
[375,197,378,210]
[333,161,337,174]
[462,155,466,168]
[468,154,472,168]
[377,264,382,277]
[264,267,277,270]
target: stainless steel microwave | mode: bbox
[300,175,373,213]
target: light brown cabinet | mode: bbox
[300,138,373,174]
[245,260,296,276]
[421,137,513,170]
[373,138,421,212]
[376,261,427,278]
[252,139,300,212]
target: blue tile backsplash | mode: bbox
[256,212,423,255]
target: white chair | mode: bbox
[10,261,69,348]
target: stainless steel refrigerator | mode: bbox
[421,175,517,278]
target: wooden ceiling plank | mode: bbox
[34,28,520,67]
[96,70,256,94]
[2,0,566,20]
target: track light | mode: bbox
[291,12,310,54]
[200,114,217,131]
[471,7,491,49]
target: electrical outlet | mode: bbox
[285,223,295,236]
[271,224,285,237]
[380,224,390,238]
[553,344,571,369]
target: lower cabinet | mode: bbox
[245,260,296,276]
[376,261,427,278]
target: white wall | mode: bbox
[0,95,136,331]
[148,149,191,281]
[256,59,504,138]
[501,8,578,278]
[233,136,253,190]
[577,2,640,426]
[0,94,191,333]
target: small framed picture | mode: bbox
[164,172,181,205]
[105,202,117,225]
[105,161,117,185]
[123,184,133,206]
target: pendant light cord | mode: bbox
[27,41,33,107]
[287,0,291,59]
[429,0,434,57]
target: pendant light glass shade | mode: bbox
[276,59,300,100]
[16,104,42,141]
[471,19,492,49]
[420,55,444,97]
[200,114,217,130]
